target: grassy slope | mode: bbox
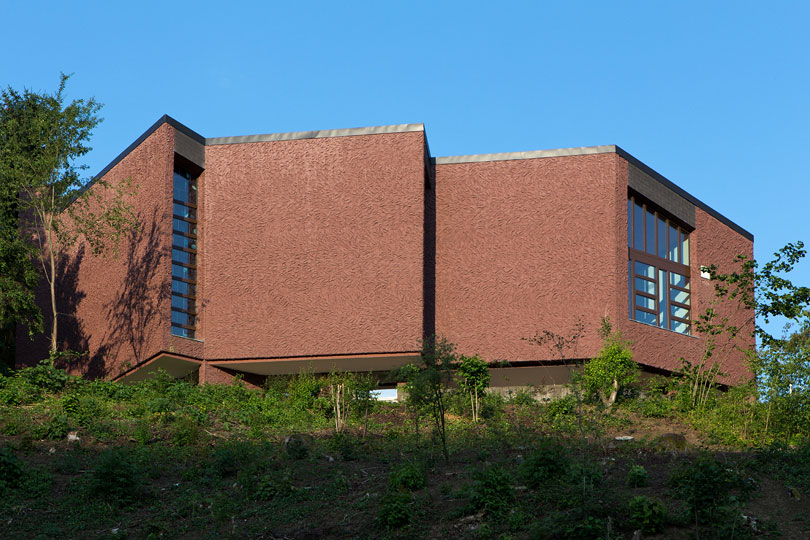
[1,373,809,539]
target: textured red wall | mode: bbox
[17,123,176,378]
[435,153,626,363]
[200,131,426,361]
[436,152,754,383]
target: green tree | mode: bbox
[396,336,457,462]
[456,354,490,422]
[583,317,637,412]
[0,74,138,357]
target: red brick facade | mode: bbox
[16,117,754,385]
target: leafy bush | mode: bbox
[31,414,70,440]
[469,465,515,521]
[668,455,749,524]
[519,439,570,488]
[546,394,576,420]
[627,464,649,488]
[378,491,413,528]
[583,318,637,411]
[0,445,23,491]
[90,447,147,504]
[389,461,426,491]
[628,495,666,533]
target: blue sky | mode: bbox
[3,1,809,331]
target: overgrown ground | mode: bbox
[1,366,809,540]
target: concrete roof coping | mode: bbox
[206,123,425,145]
[434,145,618,164]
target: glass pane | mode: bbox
[627,200,633,248]
[172,280,195,296]
[173,218,197,235]
[671,305,689,319]
[658,269,666,328]
[172,249,195,266]
[172,294,194,312]
[636,295,655,310]
[635,277,655,295]
[171,309,195,326]
[670,288,690,305]
[634,261,655,278]
[173,234,197,250]
[172,264,196,281]
[669,223,679,263]
[657,216,667,258]
[645,209,655,254]
[173,203,196,220]
[634,202,644,249]
[670,320,689,334]
[635,310,656,325]
[670,272,689,289]
[682,234,689,265]
[171,325,194,338]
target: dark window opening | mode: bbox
[172,168,198,339]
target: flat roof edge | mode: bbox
[206,123,425,145]
[615,146,754,241]
[435,145,618,165]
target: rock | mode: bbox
[657,433,687,452]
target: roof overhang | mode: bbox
[115,353,202,384]
[209,351,421,376]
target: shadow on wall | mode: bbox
[96,208,169,379]
[54,246,90,372]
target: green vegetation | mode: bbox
[1,360,809,539]
[0,74,138,362]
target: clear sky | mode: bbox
[3,0,809,330]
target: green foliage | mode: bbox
[668,455,750,524]
[583,318,637,411]
[90,447,148,504]
[627,464,649,488]
[0,445,23,491]
[627,495,667,533]
[468,465,515,522]
[378,491,414,528]
[457,354,491,422]
[31,414,70,440]
[519,439,570,488]
[389,461,426,491]
[394,336,457,462]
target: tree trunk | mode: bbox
[48,224,58,355]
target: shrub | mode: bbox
[469,465,515,521]
[668,455,748,524]
[627,464,649,488]
[583,318,638,411]
[628,495,666,533]
[90,447,147,504]
[519,439,570,488]
[31,414,71,440]
[546,394,576,420]
[389,461,426,491]
[378,491,413,528]
[0,445,23,491]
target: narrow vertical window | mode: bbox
[171,169,198,338]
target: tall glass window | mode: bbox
[627,194,692,334]
[171,169,198,339]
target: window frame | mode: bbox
[171,168,199,339]
[628,194,692,335]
